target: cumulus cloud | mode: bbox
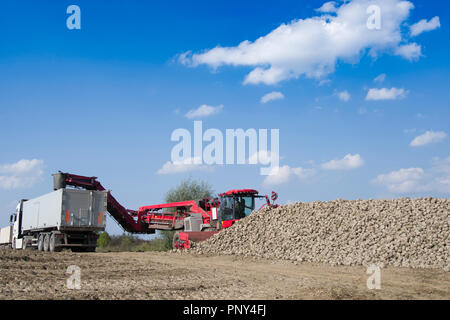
[374,73,386,83]
[321,154,364,170]
[366,87,408,100]
[291,167,316,180]
[185,104,223,119]
[373,157,450,193]
[180,0,434,85]
[263,165,315,186]
[315,1,339,13]
[157,157,214,175]
[260,91,284,104]
[410,130,447,147]
[337,90,351,102]
[373,167,424,193]
[262,153,365,186]
[0,159,44,190]
[318,79,332,86]
[410,16,440,37]
[263,166,292,186]
[394,43,422,61]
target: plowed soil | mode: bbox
[0,249,448,300]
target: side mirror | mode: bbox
[9,214,14,223]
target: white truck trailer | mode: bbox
[0,226,13,248]
[5,188,107,252]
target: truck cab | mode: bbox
[218,189,258,228]
[11,200,26,249]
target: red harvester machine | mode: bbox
[52,172,278,248]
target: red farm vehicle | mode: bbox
[52,172,278,249]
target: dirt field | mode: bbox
[0,249,448,300]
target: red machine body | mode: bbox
[52,172,278,248]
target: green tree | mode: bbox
[97,231,111,248]
[165,178,213,203]
[161,178,214,249]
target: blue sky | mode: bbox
[0,0,448,235]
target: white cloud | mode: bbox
[157,157,213,174]
[373,167,424,193]
[260,91,284,104]
[337,90,351,102]
[374,73,386,83]
[410,130,447,147]
[263,165,315,186]
[322,154,364,170]
[185,104,223,119]
[177,51,193,65]
[0,159,44,190]
[373,157,450,194]
[315,1,339,13]
[292,167,316,180]
[263,166,292,186]
[263,153,364,186]
[180,0,432,85]
[410,16,440,37]
[318,79,332,86]
[366,87,408,100]
[394,43,422,61]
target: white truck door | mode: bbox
[12,202,21,249]
[12,203,20,237]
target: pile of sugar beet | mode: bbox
[190,198,449,270]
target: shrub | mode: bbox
[97,232,111,248]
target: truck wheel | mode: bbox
[38,234,44,251]
[172,231,180,248]
[49,234,61,252]
[43,234,50,252]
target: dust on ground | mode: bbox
[0,249,448,300]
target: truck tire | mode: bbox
[38,234,44,251]
[172,231,180,248]
[43,234,50,252]
[49,233,61,252]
